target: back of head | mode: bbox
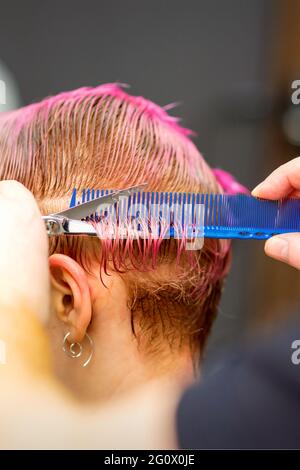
[0,84,231,360]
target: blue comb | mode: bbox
[61,189,300,240]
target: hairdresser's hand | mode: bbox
[0,180,49,322]
[252,157,300,269]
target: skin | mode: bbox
[0,180,50,377]
[252,156,300,269]
[0,180,179,449]
[48,254,194,403]
[0,180,189,449]
[0,181,76,448]
[2,154,300,448]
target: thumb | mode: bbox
[265,233,300,269]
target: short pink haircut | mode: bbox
[0,84,232,357]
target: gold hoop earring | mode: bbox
[62,331,93,367]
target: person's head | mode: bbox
[0,85,238,401]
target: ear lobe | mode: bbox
[49,254,92,343]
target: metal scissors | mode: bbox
[42,183,147,236]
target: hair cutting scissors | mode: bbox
[42,183,147,236]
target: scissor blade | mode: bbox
[51,183,147,220]
[62,218,98,236]
[42,215,98,236]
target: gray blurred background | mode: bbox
[1,0,300,369]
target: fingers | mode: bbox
[265,233,300,269]
[0,180,50,323]
[0,180,39,207]
[252,158,300,269]
[0,181,54,380]
[252,157,300,199]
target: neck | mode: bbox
[53,304,195,403]
[93,321,195,401]
[49,270,196,403]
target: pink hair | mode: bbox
[212,168,249,195]
[0,84,248,283]
[0,84,248,351]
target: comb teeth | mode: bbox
[202,194,300,238]
[69,190,300,240]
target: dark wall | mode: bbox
[0,0,278,361]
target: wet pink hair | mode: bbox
[212,168,249,195]
[0,84,248,354]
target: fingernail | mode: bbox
[251,182,264,197]
[266,237,289,260]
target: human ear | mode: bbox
[48,254,92,343]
